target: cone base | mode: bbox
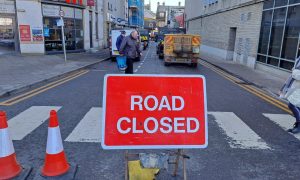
[0,153,22,180]
[41,151,70,177]
[34,163,78,180]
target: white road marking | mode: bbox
[8,106,61,140]
[65,107,102,143]
[263,114,300,140]
[209,112,271,149]
[134,69,138,73]
[138,65,141,68]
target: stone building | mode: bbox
[185,0,300,75]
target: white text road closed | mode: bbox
[102,75,208,149]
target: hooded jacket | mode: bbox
[119,35,141,59]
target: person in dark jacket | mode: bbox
[119,30,141,74]
[116,31,126,51]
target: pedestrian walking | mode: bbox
[280,57,300,134]
[119,30,141,74]
[116,31,126,52]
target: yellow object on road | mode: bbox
[128,160,159,180]
[164,34,201,66]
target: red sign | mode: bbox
[87,0,95,6]
[19,25,31,42]
[102,75,208,149]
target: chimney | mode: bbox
[157,2,160,6]
[163,2,165,6]
[179,1,181,6]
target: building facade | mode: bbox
[103,0,128,47]
[0,0,127,54]
[144,2,156,31]
[185,0,300,75]
[128,0,144,27]
[156,2,184,28]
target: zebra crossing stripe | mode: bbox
[65,107,102,143]
[263,114,300,140]
[8,106,61,140]
[209,112,271,150]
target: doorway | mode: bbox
[226,27,237,61]
[89,11,93,48]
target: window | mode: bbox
[43,7,83,52]
[267,57,279,66]
[268,7,286,57]
[257,55,267,63]
[275,0,288,7]
[258,10,272,54]
[289,0,300,5]
[160,13,164,18]
[281,5,300,60]
[263,0,274,9]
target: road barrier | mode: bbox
[0,111,31,180]
[34,110,77,180]
[0,110,77,180]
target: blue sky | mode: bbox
[148,0,185,12]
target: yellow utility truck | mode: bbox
[164,34,201,67]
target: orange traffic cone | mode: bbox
[41,110,70,177]
[0,111,22,179]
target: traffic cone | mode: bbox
[0,111,22,179]
[41,110,70,177]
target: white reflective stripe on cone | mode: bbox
[0,128,15,157]
[46,127,64,155]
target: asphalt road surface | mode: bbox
[0,42,299,180]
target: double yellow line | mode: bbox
[0,70,89,106]
[199,60,291,114]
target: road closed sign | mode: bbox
[101,75,208,149]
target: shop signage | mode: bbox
[75,9,83,19]
[61,7,74,18]
[87,0,95,6]
[32,29,44,42]
[107,13,128,25]
[42,4,60,17]
[19,25,31,42]
[0,0,15,14]
[102,75,208,150]
[44,27,50,37]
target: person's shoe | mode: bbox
[287,122,300,134]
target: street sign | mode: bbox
[59,10,64,17]
[101,75,208,150]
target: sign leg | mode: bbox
[172,149,181,177]
[182,149,187,180]
[125,150,128,180]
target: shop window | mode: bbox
[267,57,279,66]
[280,60,294,70]
[275,0,288,7]
[281,5,300,60]
[43,7,83,52]
[289,0,300,5]
[258,10,272,54]
[257,55,267,63]
[263,0,274,9]
[269,7,286,57]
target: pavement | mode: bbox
[200,53,288,97]
[0,49,110,97]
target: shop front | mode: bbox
[0,0,17,54]
[42,3,84,53]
